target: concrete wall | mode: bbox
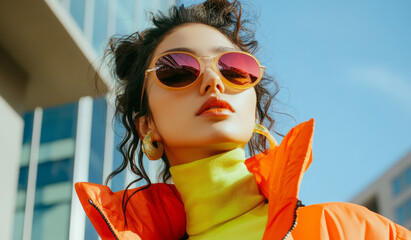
[0,46,27,114]
[0,97,23,240]
[0,1,110,238]
[0,44,26,240]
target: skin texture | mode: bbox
[137,23,257,166]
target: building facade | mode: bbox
[351,151,411,230]
[0,0,176,239]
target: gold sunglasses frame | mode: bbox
[139,50,265,111]
[145,50,265,90]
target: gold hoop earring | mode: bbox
[253,123,279,149]
[142,131,164,160]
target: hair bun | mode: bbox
[202,0,238,23]
[109,35,140,81]
[203,0,231,10]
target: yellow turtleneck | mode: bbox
[170,148,268,240]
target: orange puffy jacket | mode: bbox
[75,119,410,239]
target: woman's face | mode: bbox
[142,23,257,165]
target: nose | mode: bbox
[199,66,225,95]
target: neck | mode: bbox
[164,142,245,166]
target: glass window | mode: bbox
[392,165,411,197]
[35,158,74,187]
[407,198,411,224]
[12,204,25,240]
[92,0,108,55]
[31,102,78,240]
[39,103,78,144]
[70,0,86,31]
[22,112,34,144]
[396,204,406,225]
[406,166,411,187]
[89,97,107,184]
[85,217,99,240]
[84,97,107,240]
[31,202,71,240]
[111,117,127,192]
[395,196,411,226]
[392,176,402,197]
[115,0,136,35]
[112,113,150,191]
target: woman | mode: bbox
[75,0,410,239]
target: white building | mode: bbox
[0,0,176,239]
[351,151,411,230]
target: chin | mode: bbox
[208,121,253,140]
[198,128,252,148]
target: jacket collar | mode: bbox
[245,118,314,239]
[75,119,315,240]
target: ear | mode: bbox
[134,115,162,142]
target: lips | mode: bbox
[196,97,234,116]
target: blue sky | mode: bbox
[251,0,411,204]
[181,0,411,204]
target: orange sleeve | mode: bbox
[293,202,411,239]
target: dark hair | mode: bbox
[105,0,280,223]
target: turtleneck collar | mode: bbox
[170,148,266,236]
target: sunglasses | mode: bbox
[144,50,265,91]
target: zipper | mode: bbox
[88,198,119,240]
[180,232,189,240]
[282,200,304,240]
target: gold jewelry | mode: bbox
[142,131,164,160]
[253,123,279,149]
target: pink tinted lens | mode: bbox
[155,53,200,87]
[218,52,260,86]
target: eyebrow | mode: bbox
[160,46,238,55]
[212,46,238,53]
[161,47,196,54]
